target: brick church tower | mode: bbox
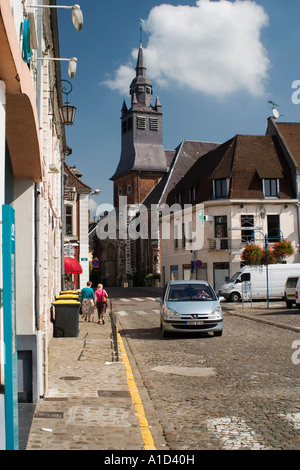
[111,42,167,208]
[108,42,168,282]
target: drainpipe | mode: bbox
[34,4,43,332]
[61,158,65,290]
[34,183,41,331]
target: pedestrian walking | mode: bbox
[95,283,108,324]
[80,281,95,322]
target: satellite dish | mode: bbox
[273,108,280,119]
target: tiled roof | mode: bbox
[64,163,92,193]
[143,140,219,207]
[167,134,295,205]
[276,123,300,166]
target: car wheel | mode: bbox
[230,292,240,302]
[214,330,223,337]
[286,301,293,309]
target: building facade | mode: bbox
[64,164,91,290]
[161,125,300,292]
[0,0,78,449]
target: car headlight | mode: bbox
[211,306,222,319]
[164,308,180,320]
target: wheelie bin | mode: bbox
[52,299,81,337]
[55,294,79,301]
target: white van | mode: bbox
[294,277,300,309]
[284,276,300,308]
[219,264,300,302]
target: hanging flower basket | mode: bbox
[241,243,263,266]
[272,240,294,261]
[260,247,276,265]
[242,240,294,266]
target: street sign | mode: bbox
[195,260,203,268]
[92,258,99,268]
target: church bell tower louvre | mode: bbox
[111,42,168,209]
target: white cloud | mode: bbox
[101,64,135,95]
[103,0,270,98]
[88,197,98,213]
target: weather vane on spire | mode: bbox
[140,18,144,44]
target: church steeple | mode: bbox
[129,43,153,108]
[111,42,167,207]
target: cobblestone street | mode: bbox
[115,296,300,450]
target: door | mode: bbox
[213,262,229,293]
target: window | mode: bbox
[127,184,132,195]
[182,223,186,248]
[267,214,281,242]
[138,86,144,93]
[174,225,178,249]
[241,215,254,243]
[215,216,228,249]
[215,216,227,238]
[175,192,183,205]
[65,205,73,235]
[263,179,279,197]
[214,178,228,199]
[189,186,196,204]
[183,265,191,280]
[137,116,146,129]
[170,265,179,281]
[149,118,159,131]
[118,187,122,196]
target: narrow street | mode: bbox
[111,290,300,450]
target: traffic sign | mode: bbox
[92,258,99,268]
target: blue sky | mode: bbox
[57,0,300,213]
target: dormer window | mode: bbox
[214,178,228,199]
[263,178,279,198]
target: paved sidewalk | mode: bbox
[25,312,161,451]
[223,300,300,333]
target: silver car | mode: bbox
[158,280,223,338]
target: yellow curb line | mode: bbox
[117,330,156,451]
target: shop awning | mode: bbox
[64,257,83,274]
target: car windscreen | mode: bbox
[229,271,242,282]
[167,284,216,301]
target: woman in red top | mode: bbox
[94,283,108,324]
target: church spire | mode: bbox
[130,43,153,108]
[111,39,167,184]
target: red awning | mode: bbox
[64,257,83,274]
